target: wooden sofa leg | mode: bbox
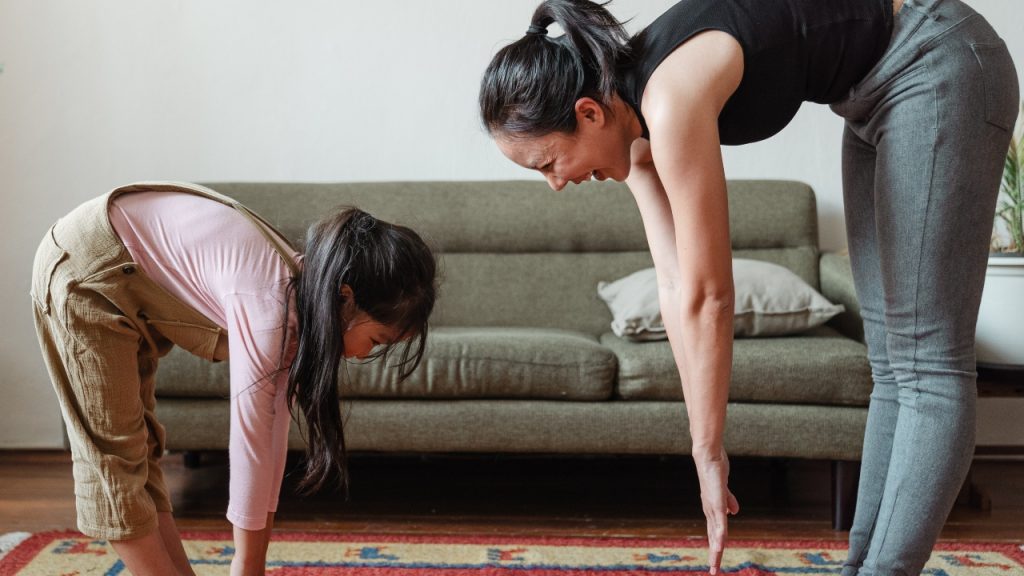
[831,460,860,531]
[183,451,202,469]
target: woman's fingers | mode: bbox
[706,504,728,574]
[695,454,736,574]
[709,490,740,573]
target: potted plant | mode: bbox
[977,101,1024,367]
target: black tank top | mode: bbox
[619,0,894,145]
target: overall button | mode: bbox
[122,265,135,274]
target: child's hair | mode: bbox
[287,207,437,493]
[479,0,630,137]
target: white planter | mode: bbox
[976,256,1024,367]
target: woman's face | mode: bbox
[495,97,634,191]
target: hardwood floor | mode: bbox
[1,451,1022,541]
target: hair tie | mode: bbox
[526,24,548,36]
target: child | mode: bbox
[31,181,437,575]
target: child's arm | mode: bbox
[224,294,292,564]
[231,512,275,576]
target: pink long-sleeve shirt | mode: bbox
[109,191,300,531]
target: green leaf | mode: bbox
[993,101,1024,253]
[1003,145,1018,199]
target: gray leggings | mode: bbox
[829,0,1019,574]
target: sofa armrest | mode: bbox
[820,252,864,343]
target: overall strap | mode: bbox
[109,181,301,277]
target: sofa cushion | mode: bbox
[435,252,650,335]
[156,327,616,401]
[154,348,232,399]
[345,327,615,400]
[158,398,868,460]
[210,181,823,333]
[601,326,872,406]
[207,180,817,256]
[596,260,844,341]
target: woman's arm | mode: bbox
[644,29,740,456]
[626,141,739,574]
[636,29,744,574]
[624,146,688,387]
[626,142,731,450]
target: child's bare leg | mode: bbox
[157,511,196,575]
[111,526,189,576]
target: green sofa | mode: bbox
[153,180,871,529]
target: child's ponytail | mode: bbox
[288,208,436,493]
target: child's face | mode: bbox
[343,310,403,359]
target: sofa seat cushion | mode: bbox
[601,326,872,406]
[157,327,616,401]
[346,327,615,400]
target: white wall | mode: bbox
[1,1,1022,448]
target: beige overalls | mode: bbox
[31,182,299,540]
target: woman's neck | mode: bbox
[608,93,644,142]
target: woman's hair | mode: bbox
[479,0,630,137]
[287,207,437,494]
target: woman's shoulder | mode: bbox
[643,31,744,122]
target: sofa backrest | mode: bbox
[206,180,819,336]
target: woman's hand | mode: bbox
[695,449,740,574]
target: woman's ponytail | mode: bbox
[531,0,629,102]
[480,0,630,137]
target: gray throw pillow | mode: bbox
[597,259,845,340]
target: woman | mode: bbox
[31,181,436,575]
[479,0,1018,574]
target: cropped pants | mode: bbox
[829,0,1018,574]
[31,187,230,540]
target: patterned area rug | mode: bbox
[1,531,1023,575]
